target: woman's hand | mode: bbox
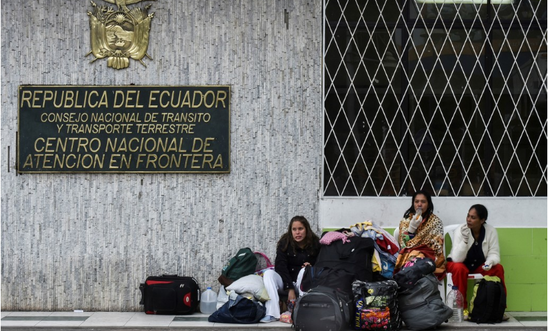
[288,289,297,302]
[302,262,311,268]
[408,214,423,233]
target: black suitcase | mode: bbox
[292,286,352,331]
[140,275,201,314]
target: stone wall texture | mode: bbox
[1,0,323,311]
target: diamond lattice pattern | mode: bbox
[323,0,547,196]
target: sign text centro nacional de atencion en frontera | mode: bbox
[17,85,230,174]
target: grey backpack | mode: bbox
[397,273,452,330]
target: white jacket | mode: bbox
[448,223,501,267]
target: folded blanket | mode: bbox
[320,231,350,245]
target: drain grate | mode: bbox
[172,316,210,322]
[2,316,89,321]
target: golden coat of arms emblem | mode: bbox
[86,0,155,69]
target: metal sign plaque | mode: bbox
[17,85,230,174]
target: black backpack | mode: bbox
[292,286,352,331]
[393,255,436,290]
[469,276,506,323]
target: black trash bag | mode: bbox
[398,274,453,330]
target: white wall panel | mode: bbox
[1,0,322,311]
[320,197,548,229]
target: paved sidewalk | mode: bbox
[1,311,546,330]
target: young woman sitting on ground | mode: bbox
[261,216,320,323]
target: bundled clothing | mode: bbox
[319,231,351,245]
[350,221,400,279]
[395,213,446,278]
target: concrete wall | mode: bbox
[1,0,323,311]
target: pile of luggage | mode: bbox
[292,225,453,331]
[139,248,275,323]
[138,224,457,330]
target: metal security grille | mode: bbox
[323,0,547,196]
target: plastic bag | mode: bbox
[216,285,229,310]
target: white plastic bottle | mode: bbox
[446,285,464,322]
[200,287,217,314]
